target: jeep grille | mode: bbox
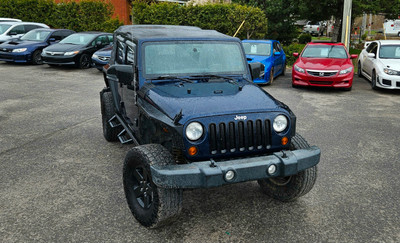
[209,119,271,155]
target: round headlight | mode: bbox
[186,122,203,141]
[273,115,288,133]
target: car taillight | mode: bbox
[391,24,394,27]
[317,27,319,31]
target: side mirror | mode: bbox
[8,31,17,36]
[48,37,56,43]
[274,51,280,56]
[107,65,134,86]
[350,54,358,59]
[367,53,375,58]
[248,62,265,80]
[293,52,299,57]
[96,41,102,47]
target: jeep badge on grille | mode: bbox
[234,115,247,120]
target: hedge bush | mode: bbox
[282,43,306,66]
[0,0,122,32]
[132,2,268,40]
[298,33,312,44]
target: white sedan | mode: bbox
[357,40,400,90]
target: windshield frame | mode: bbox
[59,33,96,45]
[379,44,400,59]
[141,40,248,79]
[0,24,12,35]
[20,29,52,41]
[301,44,349,59]
[242,42,272,56]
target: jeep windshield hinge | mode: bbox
[173,109,183,125]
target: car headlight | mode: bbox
[12,48,27,53]
[64,51,79,56]
[339,67,353,75]
[383,68,400,75]
[273,115,288,133]
[186,122,203,141]
[92,54,98,59]
[294,64,305,73]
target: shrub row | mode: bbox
[282,43,306,66]
[0,0,122,33]
[132,2,268,40]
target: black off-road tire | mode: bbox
[123,144,183,228]
[32,49,43,65]
[258,134,318,202]
[100,89,121,142]
[77,54,91,69]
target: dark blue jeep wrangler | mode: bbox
[100,25,320,228]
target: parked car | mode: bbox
[0,21,49,44]
[303,21,326,36]
[0,18,21,22]
[0,28,75,64]
[357,40,400,90]
[41,32,113,69]
[242,39,286,85]
[383,19,400,37]
[91,44,112,70]
[100,25,320,228]
[292,42,358,91]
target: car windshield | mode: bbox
[302,45,348,58]
[143,41,247,77]
[21,30,51,41]
[59,33,94,45]
[0,24,12,34]
[379,45,400,59]
[242,42,271,56]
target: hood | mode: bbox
[297,57,351,70]
[246,54,273,67]
[0,40,42,49]
[143,80,283,124]
[379,59,400,70]
[94,45,112,56]
[44,43,85,52]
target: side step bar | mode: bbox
[108,114,139,145]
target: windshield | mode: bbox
[21,29,51,41]
[60,33,94,45]
[379,45,400,59]
[0,24,12,34]
[302,45,348,58]
[242,42,271,56]
[143,41,247,77]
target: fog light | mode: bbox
[281,136,288,145]
[188,146,198,156]
[268,164,277,175]
[225,170,235,181]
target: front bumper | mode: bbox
[292,69,353,88]
[376,72,400,89]
[42,54,76,65]
[0,51,30,63]
[151,146,320,189]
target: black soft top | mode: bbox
[115,25,238,41]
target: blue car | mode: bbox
[242,40,286,85]
[91,44,112,71]
[0,28,75,64]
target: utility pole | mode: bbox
[341,0,352,49]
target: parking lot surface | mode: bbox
[1,63,399,242]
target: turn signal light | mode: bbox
[188,146,198,156]
[281,137,289,145]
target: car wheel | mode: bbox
[357,61,363,78]
[32,50,43,65]
[123,144,183,228]
[371,70,378,90]
[77,54,91,69]
[268,68,274,85]
[100,89,122,142]
[258,134,318,202]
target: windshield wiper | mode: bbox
[151,75,193,83]
[190,74,236,81]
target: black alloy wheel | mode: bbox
[78,54,91,69]
[32,50,43,65]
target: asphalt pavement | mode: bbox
[0,63,399,242]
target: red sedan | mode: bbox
[292,42,358,91]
